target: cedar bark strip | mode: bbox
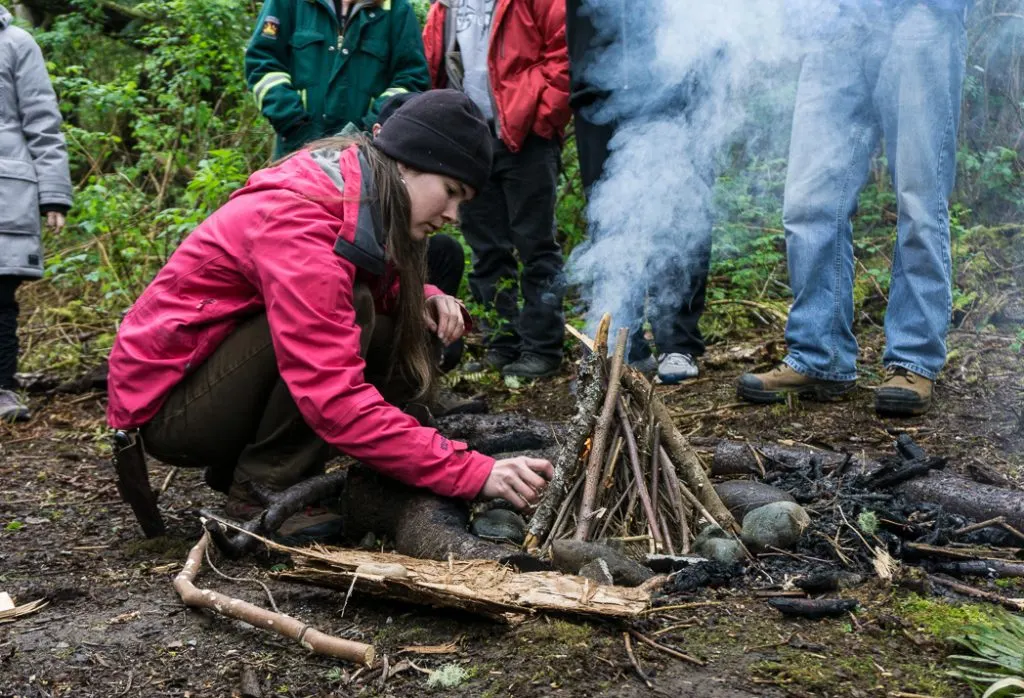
[174,531,375,665]
[622,367,738,533]
[524,322,609,549]
[575,327,628,540]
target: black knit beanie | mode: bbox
[373,89,493,194]
[375,91,417,127]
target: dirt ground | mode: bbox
[1,325,1021,698]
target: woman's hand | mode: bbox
[424,294,466,346]
[480,457,554,512]
[46,212,66,232]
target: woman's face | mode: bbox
[398,164,475,241]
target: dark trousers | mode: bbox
[0,276,22,390]
[426,234,466,371]
[140,235,462,493]
[459,134,566,361]
[566,0,711,360]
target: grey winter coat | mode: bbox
[0,4,72,278]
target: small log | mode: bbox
[894,472,1024,532]
[709,439,863,477]
[926,560,1024,579]
[525,342,606,549]
[576,328,628,540]
[174,531,375,665]
[621,368,738,533]
[767,597,858,619]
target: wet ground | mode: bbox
[1,325,1021,697]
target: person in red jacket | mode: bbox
[422,0,572,379]
[106,90,553,537]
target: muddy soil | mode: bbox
[1,325,1020,698]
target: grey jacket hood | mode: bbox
[0,5,12,30]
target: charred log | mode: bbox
[767,597,858,619]
[435,412,558,455]
[894,472,1024,532]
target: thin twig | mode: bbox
[623,632,653,688]
[619,399,664,549]
[576,327,628,540]
[203,544,280,613]
[629,629,706,666]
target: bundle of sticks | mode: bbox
[523,315,740,556]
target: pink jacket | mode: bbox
[107,144,494,500]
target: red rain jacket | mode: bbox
[422,0,571,152]
[107,144,494,500]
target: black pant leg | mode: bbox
[458,140,521,357]
[426,234,467,371]
[503,134,566,360]
[648,228,712,357]
[574,112,618,195]
[0,276,23,390]
[425,234,465,298]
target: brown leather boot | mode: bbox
[737,364,856,404]
[874,366,932,417]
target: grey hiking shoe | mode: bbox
[501,352,561,379]
[0,389,30,423]
[657,353,699,384]
[737,364,856,404]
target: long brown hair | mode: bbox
[292,134,437,402]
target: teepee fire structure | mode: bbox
[523,314,741,557]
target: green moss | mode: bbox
[751,650,956,697]
[896,593,1003,640]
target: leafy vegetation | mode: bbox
[948,611,1024,697]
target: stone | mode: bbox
[741,501,811,552]
[550,540,654,587]
[578,559,614,585]
[470,508,527,544]
[714,481,797,520]
[692,525,746,565]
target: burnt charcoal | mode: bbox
[669,560,742,594]
[767,597,858,619]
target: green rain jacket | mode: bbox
[245,0,430,156]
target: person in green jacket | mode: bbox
[245,0,431,157]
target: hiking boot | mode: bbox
[657,353,699,385]
[431,388,487,417]
[737,364,856,404]
[501,352,561,379]
[462,350,518,373]
[0,389,30,423]
[629,355,658,375]
[225,488,344,545]
[874,366,932,417]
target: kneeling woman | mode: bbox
[107,91,553,533]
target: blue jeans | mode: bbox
[782,3,966,382]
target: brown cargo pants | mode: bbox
[139,283,408,493]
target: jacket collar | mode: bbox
[313,145,387,276]
[0,5,12,30]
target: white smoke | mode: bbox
[567,0,806,337]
